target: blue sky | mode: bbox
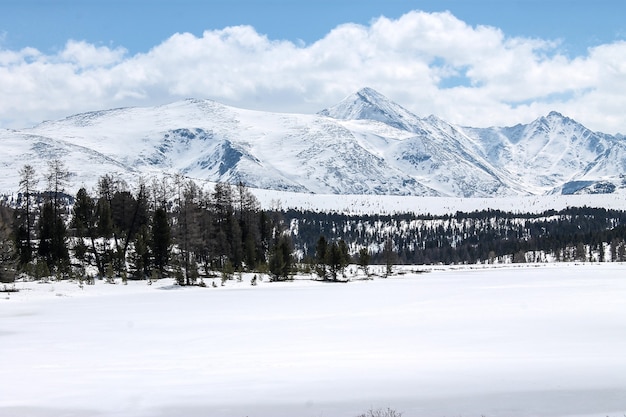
[2,0,621,55]
[1,0,625,132]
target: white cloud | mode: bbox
[59,40,127,68]
[0,46,42,66]
[0,11,625,134]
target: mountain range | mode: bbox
[1,87,625,197]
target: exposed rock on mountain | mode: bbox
[0,88,624,197]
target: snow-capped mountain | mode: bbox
[318,87,424,132]
[0,88,624,197]
[464,111,626,195]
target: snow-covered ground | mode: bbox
[252,188,626,215]
[2,264,626,417]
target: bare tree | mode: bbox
[17,164,38,266]
[39,160,71,272]
[173,176,203,284]
[46,159,71,211]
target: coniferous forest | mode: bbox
[2,160,626,284]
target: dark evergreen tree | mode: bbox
[196,194,216,277]
[96,196,114,271]
[0,202,16,283]
[130,225,151,279]
[257,211,272,267]
[151,206,171,277]
[71,187,97,269]
[326,241,343,281]
[211,182,235,267]
[269,235,293,281]
[357,247,371,276]
[13,220,31,269]
[38,201,69,272]
[110,188,147,270]
[338,239,350,269]
[235,182,262,269]
[315,235,328,279]
[37,202,53,267]
[72,188,95,236]
[97,175,143,273]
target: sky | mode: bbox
[1,0,625,133]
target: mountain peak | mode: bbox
[318,87,421,131]
[354,87,389,103]
[547,110,564,118]
[536,111,581,129]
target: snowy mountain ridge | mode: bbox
[0,87,624,198]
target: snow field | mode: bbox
[1,263,626,417]
[250,189,626,216]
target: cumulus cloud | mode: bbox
[60,40,127,68]
[0,10,625,133]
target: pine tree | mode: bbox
[97,175,140,274]
[0,202,16,283]
[236,181,262,269]
[71,188,96,267]
[325,240,349,281]
[96,196,114,271]
[13,221,31,269]
[151,206,171,277]
[212,182,238,266]
[111,188,146,272]
[130,225,151,279]
[315,235,328,279]
[338,239,350,273]
[357,248,371,277]
[269,235,293,281]
[38,201,69,272]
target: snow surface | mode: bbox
[2,264,626,417]
[251,188,626,215]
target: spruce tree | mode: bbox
[383,237,396,277]
[315,235,328,279]
[0,202,16,283]
[357,248,371,277]
[236,181,262,269]
[269,235,293,281]
[151,206,171,278]
[38,201,69,272]
[325,240,349,281]
[96,197,114,270]
[130,225,151,279]
[71,188,96,267]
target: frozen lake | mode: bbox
[2,263,626,417]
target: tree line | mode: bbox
[1,161,295,284]
[282,206,626,265]
[2,162,626,284]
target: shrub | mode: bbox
[356,407,402,417]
